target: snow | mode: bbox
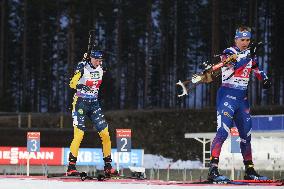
[0,177,282,189]
[143,154,203,169]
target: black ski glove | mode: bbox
[249,43,258,58]
[199,61,212,72]
[76,84,91,91]
[262,79,271,89]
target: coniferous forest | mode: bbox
[0,0,284,112]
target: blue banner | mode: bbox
[252,115,284,131]
[63,148,144,168]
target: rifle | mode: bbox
[176,42,262,97]
[82,30,96,61]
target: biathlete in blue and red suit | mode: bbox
[67,49,117,177]
[208,26,271,182]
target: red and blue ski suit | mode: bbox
[210,46,268,162]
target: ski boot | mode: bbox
[66,152,80,176]
[208,157,230,182]
[103,156,118,177]
[244,163,269,180]
[208,166,230,182]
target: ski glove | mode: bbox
[76,84,91,91]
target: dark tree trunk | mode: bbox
[210,0,220,107]
[0,0,6,104]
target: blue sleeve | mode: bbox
[223,48,235,56]
[234,59,248,69]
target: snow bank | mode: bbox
[144,154,202,169]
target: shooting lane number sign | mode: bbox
[27,132,40,152]
[26,132,40,176]
[116,129,131,152]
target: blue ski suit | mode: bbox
[210,46,268,162]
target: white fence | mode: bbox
[219,136,284,170]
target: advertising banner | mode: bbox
[63,148,144,168]
[0,147,143,167]
[0,147,63,165]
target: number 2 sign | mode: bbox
[116,129,131,152]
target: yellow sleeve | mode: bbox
[69,71,82,89]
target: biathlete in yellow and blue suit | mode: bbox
[67,50,116,176]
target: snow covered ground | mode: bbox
[0,154,283,189]
[0,176,283,189]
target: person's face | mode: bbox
[91,57,102,67]
[235,37,250,51]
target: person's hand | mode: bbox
[82,53,89,61]
[203,72,213,83]
[199,61,212,72]
[262,79,271,89]
[226,54,237,63]
[249,43,257,58]
[249,42,263,58]
[76,84,91,91]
